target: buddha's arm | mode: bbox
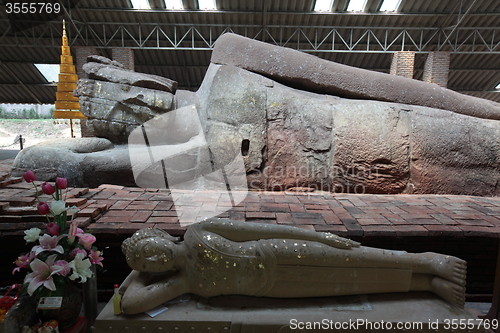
[121,271,189,315]
[195,219,359,249]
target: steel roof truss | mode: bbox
[1,21,499,54]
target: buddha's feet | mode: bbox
[418,252,467,286]
[430,276,466,308]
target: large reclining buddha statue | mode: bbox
[12,33,500,195]
[119,218,467,315]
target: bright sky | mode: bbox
[347,0,366,11]
[131,0,151,9]
[35,64,59,82]
[314,0,400,12]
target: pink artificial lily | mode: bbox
[89,249,104,267]
[24,254,63,296]
[12,252,35,274]
[67,220,80,244]
[32,234,64,256]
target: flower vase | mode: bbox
[38,280,82,331]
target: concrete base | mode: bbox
[92,292,487,333]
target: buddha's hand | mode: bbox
[322,232,360,249]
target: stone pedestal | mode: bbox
[92,292,487,333]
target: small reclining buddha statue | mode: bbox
[119,218,466,315]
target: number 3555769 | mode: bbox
[5,2,61,14]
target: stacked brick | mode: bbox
[75,46,100,79]
[0,159,22,188]
[423,52,451,88]
[111,48,135,71]
[1,178,500,238]
[390,51,415,79]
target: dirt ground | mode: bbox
[0,119,82,149]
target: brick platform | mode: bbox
[89,186,500,239]
[2,168,499,238]
[1,157,500,296]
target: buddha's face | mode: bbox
[122,229,178,272]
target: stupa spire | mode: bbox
[54,20,86,137]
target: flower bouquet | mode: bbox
[11,171,103,329]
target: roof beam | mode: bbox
[58,0,88,46]
[439,0,479,51]
[70,7,498,16]
[0,83,56,87]
[440,0,466,29]
[0,60,43,104]
[1,21,499,54]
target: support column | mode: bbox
[390,51,415,79]
[112,48,135,70]
[423,52,450,88]
[75,46,99,137]
[75,46,99,78]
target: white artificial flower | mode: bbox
[24,228,41,243]
[68,252,93,283]
[68,206,79,216]
[50,200,66,216]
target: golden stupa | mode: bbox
[53,20,86,137]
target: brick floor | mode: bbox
[0,158,499,239]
